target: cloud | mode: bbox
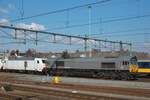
[11,23,46,39]
[0,20,46,39]
[16,23,46,31]
[71,38,84,44]
[0,18,10,25]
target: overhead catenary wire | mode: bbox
[15,36,119,50]
[89,27,150,36]
[92,33,150,38]
[0,34,85,46]
[0,42,24,45]
[0,0,148,53]
[47,14,150,31]
[0,29,86,46]
[0,29,13,37]
[9,0,111,23]
[1,0,149,36]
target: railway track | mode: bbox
[0,82,135,100]
[0,72,150,100]
[0,80,149,100]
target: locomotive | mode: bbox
[0,57,48,73]
[47,56,136,80]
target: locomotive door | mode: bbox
[34,59,40,71]
[24,61,28,71]
[122,61,129,70]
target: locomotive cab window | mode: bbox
[130,57,137,65]
[122,61,129,65]
[37,60,39,64]
[42,60,46,63]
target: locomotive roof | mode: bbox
[9,57,46,60]
[48,56,131,62]
[138,59,150,62]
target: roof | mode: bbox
[138,59,150,62]
[48,56,131,62]
[9,57,46,60]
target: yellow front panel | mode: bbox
[129,65,138,73]
[138,68,150,73]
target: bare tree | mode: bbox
[61,50,70,58]
[26,49,36,57]
[10,50,16,56]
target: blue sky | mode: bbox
[0,0,150,53]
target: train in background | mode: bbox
[137,59,150,73]
[47,56,136,80]
[130,57,150,76]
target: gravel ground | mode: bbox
[8,73,150,89]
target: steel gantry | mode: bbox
[0,24,132,55]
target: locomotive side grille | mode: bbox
[101,62,115,68]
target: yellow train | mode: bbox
[130,56,150,75]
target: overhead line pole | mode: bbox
[88,5,92,57]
